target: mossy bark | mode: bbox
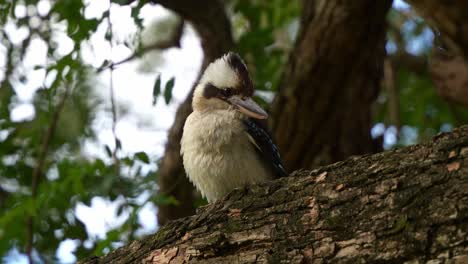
[80,126,468,264]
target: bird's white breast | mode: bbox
[181,110,272,202]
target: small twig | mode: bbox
[97,20,184,73]
[26,85,72,264]
[109,67,120,169]
[107,6,120,172]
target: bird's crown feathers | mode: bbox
[200,52,253,96]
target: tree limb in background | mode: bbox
[79,126,468,263]
[97,19,184,73]
[430,50,468,107]
[383,59,400,132]
[406,0,468,60]
[148,0,234,225]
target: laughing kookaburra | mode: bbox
[181,52,287,202]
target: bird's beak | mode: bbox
[227,96,268,119]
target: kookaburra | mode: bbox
[181,52,286,202]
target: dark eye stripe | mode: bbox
[203,83,219,99]
[203,83,239,99]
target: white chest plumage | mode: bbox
[180,109,273,202]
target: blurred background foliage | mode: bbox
[0,0,466,263]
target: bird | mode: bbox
[180,52,287,202]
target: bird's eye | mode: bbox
[223,88,234,97]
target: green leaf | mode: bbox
[94,159,106,172]
[104,145,112,157]
[134,152,150,164]
[116,203,126,216]
[152,74,161,106]
[164,77,175,105]
[0,2,11,24]
[116,139,122,150]
[122,157,134,166]
[102,10,110,19]
[131,5,144,29]
[63,218,88,240]
[99,59,110,69]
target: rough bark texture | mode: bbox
[151,0,234,225]
[272,0,392,171]
[80,126,468,264]
[406,0,468,60]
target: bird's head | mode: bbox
[192,52,268,119]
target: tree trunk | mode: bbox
[152,0,234,225]
[272,0,392,171]
[80,126,468,264]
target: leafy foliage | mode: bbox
[163,77,175,104]
[0,0,158,262]
[152,74,175,105]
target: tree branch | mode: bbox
[430,49,468,107]
[151,0,233,60]
[406,0,468,60]
[106,7,121,172]
[97,19,184,73]
[79,126,468,263]
[26,85,72,264]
